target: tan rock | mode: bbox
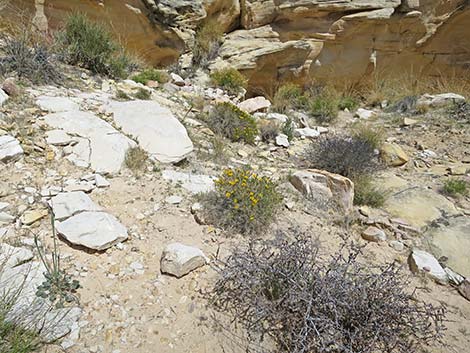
[290,169,354,212]
[380,143,409,167]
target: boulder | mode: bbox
[408,249,448,284]
[2,78,20,97]
[355,108,376,119]
[458,280,470,301]
[105,100,193,164]
[380,143,409,167]
[36,96,80,112]
[290,169,354,212]
[162,170,215,194]
[361,226,386,242]
[49,192,102,221]
[275,134,290,147]
[43,111,136,174]
[384,186,458,228]
[238,96,271,113]
[416,93,466,109]
[294,128,320,139]
[160,243,208,278]
[0,135,23,163]
[55,212,128,251]
[0,88,8,107]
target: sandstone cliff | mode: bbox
[142,0,470,94]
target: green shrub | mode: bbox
[192,20,223,68]
[353,176,386,207]
[201,168,283,234]
[0,316,40,353]
[338,96,359,111]
[281,117,295,142]
[210,67,247,95]
[272,83,306,113]
[308,93,339,124]
[443,179,468,197]
[115,90,131,101]
[58,13,134,78]
[131,68,169,85]
[352,123,385,150]
[207,102,258,144]
[133,88,151,100]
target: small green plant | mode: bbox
[34,215,80,308]
[115,89,131,101]
[272,83,306,113]
[57,13,135,78]
[131,68,169,85]
[210,67,247,95]
[281,117,295,142]
[201,168,283,235]
[259,121,279,143]
[353,176,386,207]
[0,316,41,353]
[308,93,339,124]
[443,179,468,197]
[192,20,223,68]
[133,88,151,100]
[207,102,258,144]
[338,96,359,111]
[125,146,148,173]
[352,123,385,150]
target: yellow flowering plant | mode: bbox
[202,168,283,235]
[207,102,258,144]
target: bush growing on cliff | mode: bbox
[210,67,247,95]
[192,20,223,68]
[57,13,135,78]
[207,102,258,144]
[200,168,283,235]
[131,68,169,85]
[212,233,446,353]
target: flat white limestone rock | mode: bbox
[0,135,23,162]
[49,192,102,221]
[36,96,79,112]
[160,243,208,278]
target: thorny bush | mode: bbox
[212,232,447,353]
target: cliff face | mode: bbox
[145,1,470,93]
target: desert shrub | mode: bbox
[338,96,359,111]
[201,168,283,235]
[115,90,131,101]
[259,121,279,143]
[306,135,379,179]
[272,83,306,113]
[210,67,247,95]
[448,101,470,122]
[212,233,446,353]
[57,13,134,78]
[442,179,468,197]
[0,315,40,353]
[353,175,386,207]
[125,146,148,173]
[207,102,258,144]
[192,20,223,68]
[281,117,295,142]
[133,88,151,100]
[351,123,384,150]
[308,91,339,124]
[0,35,61,84]
[131,68,169,85]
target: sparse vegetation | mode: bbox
[0,35,61,84]
[307,135,379,179]
[0,314,41,353]
[307,88,340,124]
[352,123,384,150]
[338,95,359,111]
[115,90,131,101]
[207,102,258,144]
[192,20,223,68]
[201,168,283,235]
[125,146,148,173]
[272,83,306,113]
[259,121,279,143]
[133,88,151,100]
[57,13,135,78]
[448,100,470,122]
[213,233,446,353]
[353,175,386,207]
[281,117,295,142]
[131,68,169,85]
[210,67,247,95]
[442,179,468,197]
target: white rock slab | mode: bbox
[0,88,8,107]
[36,96,79,112]
[162,170,215,194]
[238,96,271,113]
[46,130,74,146]
[294,128,320,139]
[49,192,102,221]
[43,111,136,174]
[106,100,193,163]
[0,135,23,162]
[275,134,290,147]
[55,211,128,251]
[408,249,448,284]
[160,243,208,278]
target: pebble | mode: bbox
[165,195,183,205]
